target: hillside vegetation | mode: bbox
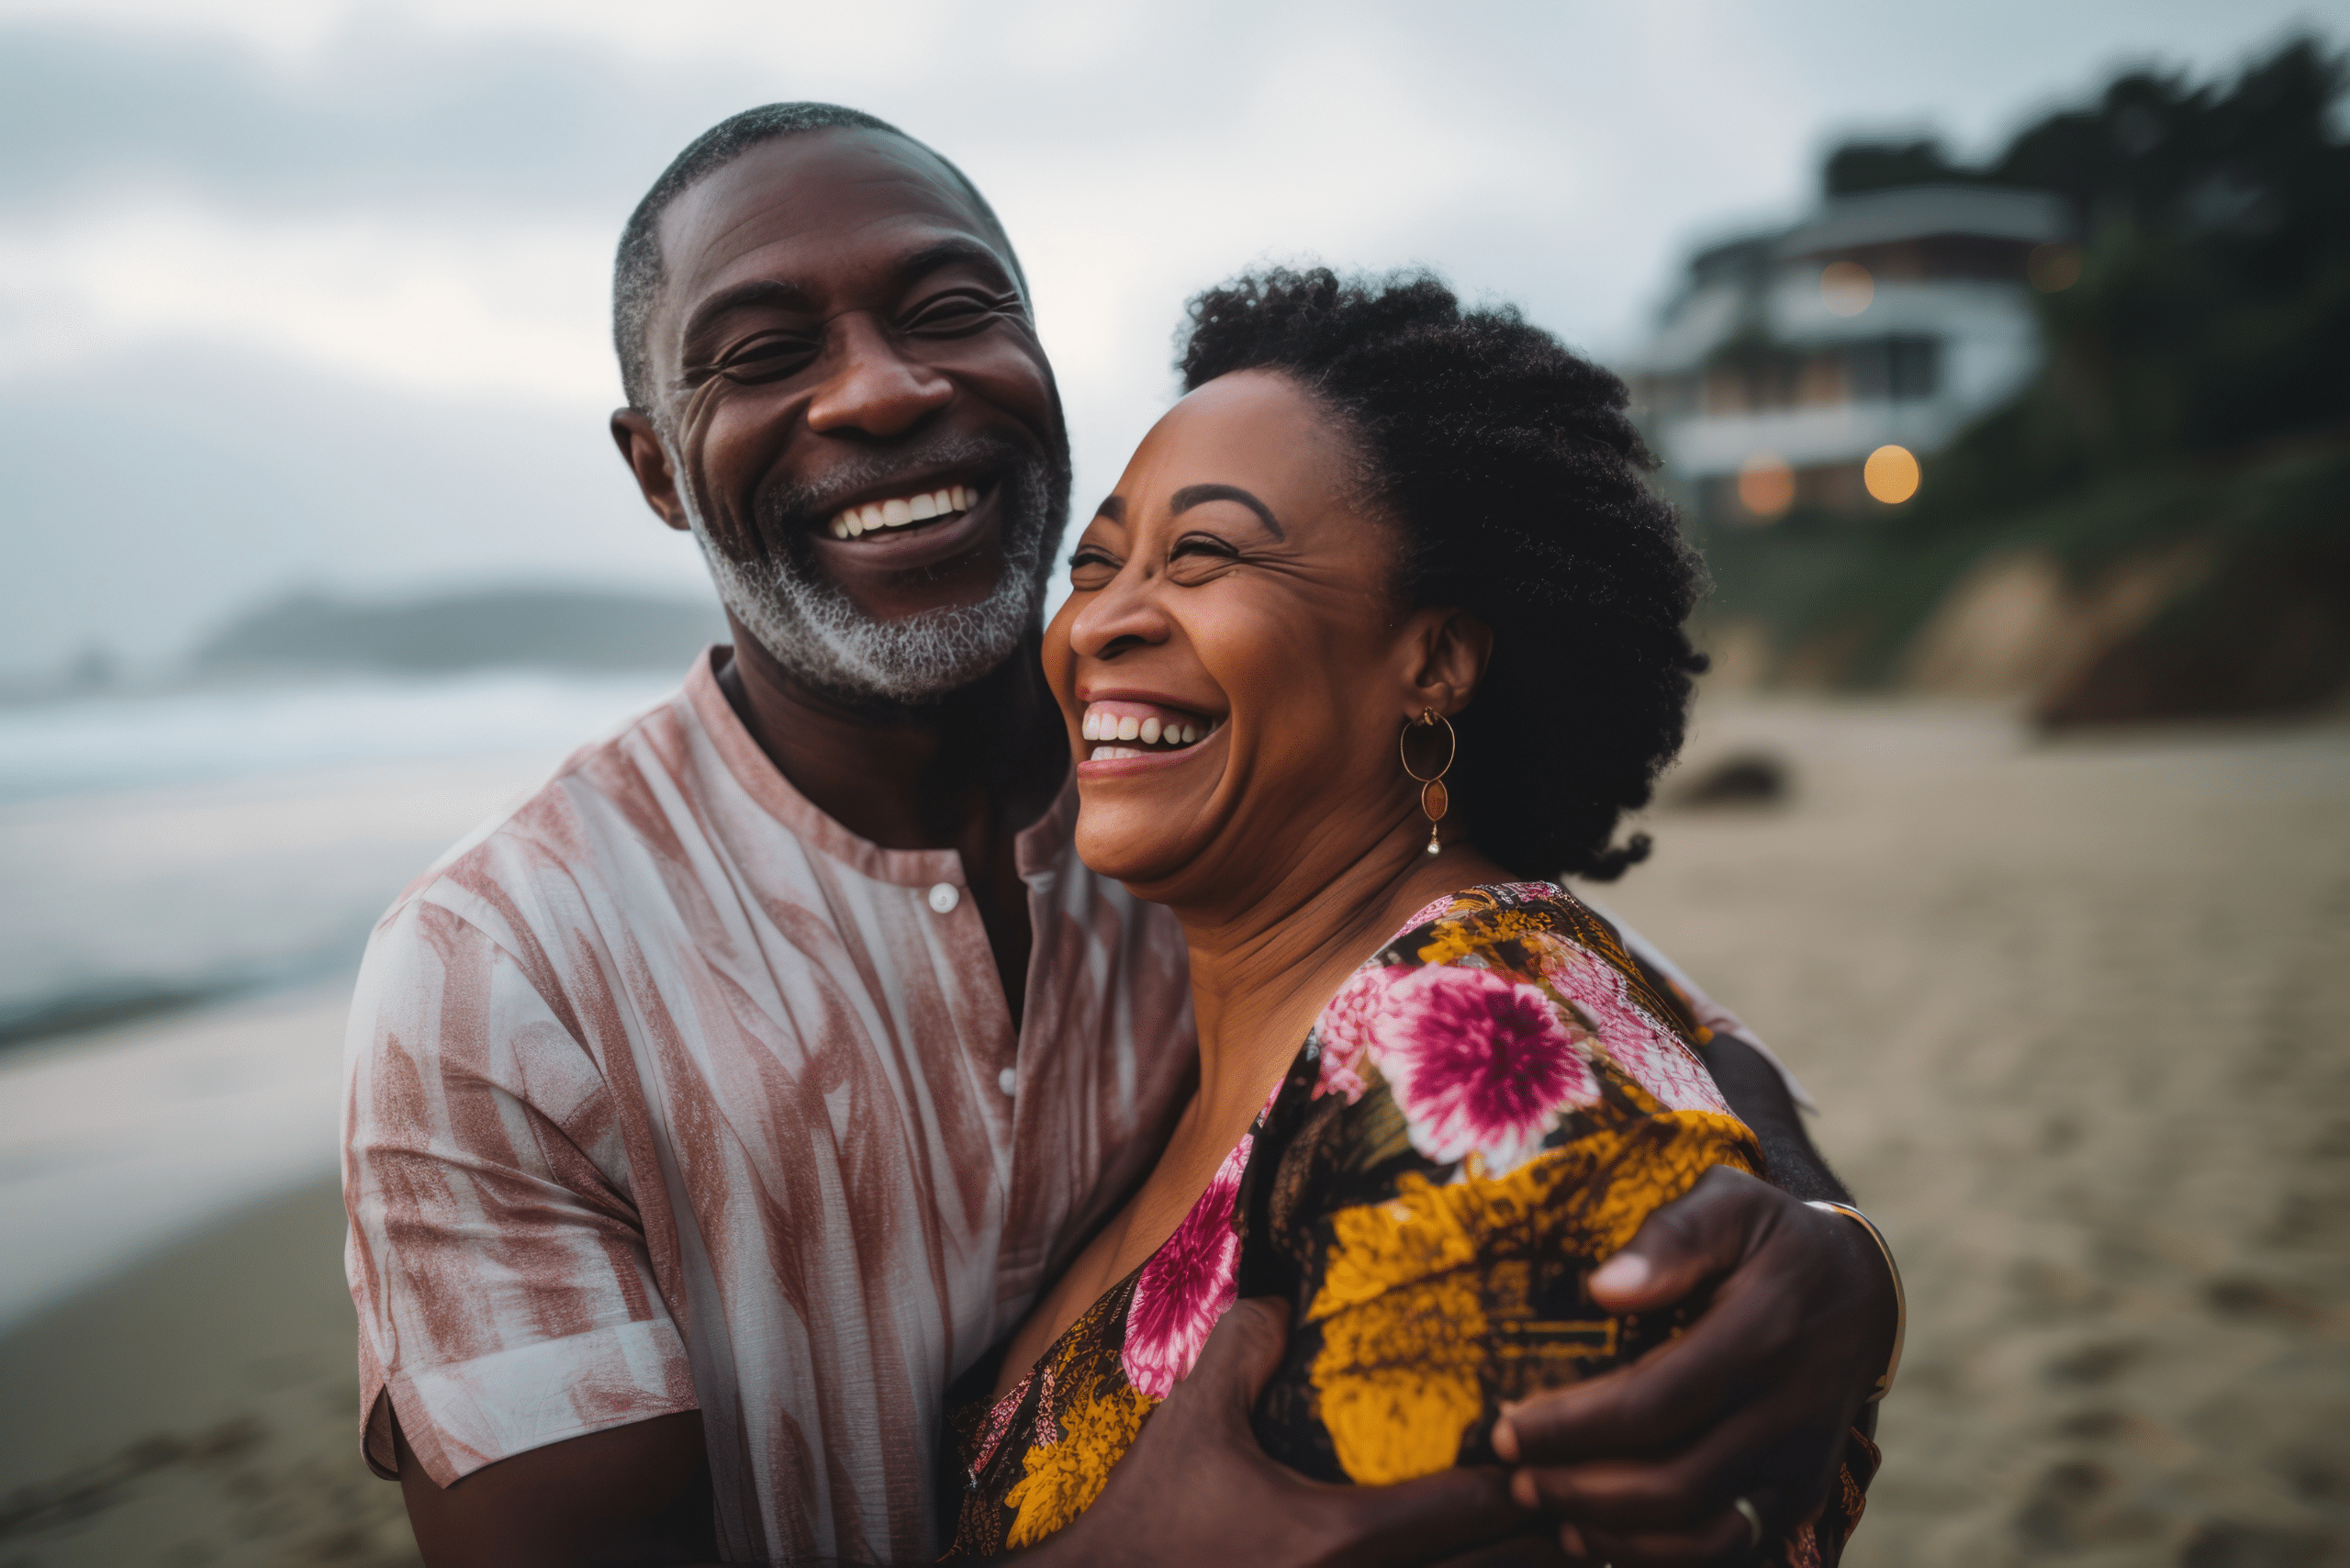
[195,588,725,676]
[1701,36,2350,723]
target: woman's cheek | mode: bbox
[1205,610,1342,734]
[1188,599,1289,696]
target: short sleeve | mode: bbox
[341,893,698,1485]
[1237,903,1763,1488]
[1572,894,1818,1113]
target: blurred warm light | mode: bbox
[1737,454,1796,520]
[1864,444,1921,504]
[2029,242,2083,292]
[1819,260,1874,317]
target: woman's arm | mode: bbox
[1008,1301,1550,1568]
[1493,1165,1895,1566]
[1699,1032,1852,1203]
[1495,920,1894,1563]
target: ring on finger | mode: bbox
[1734,1495,1763,1551]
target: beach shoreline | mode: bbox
[0,1176,419,1568]
[3,696,2344,1566]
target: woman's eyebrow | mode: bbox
[1093,495,1126,522]
[1169,484,1284,539]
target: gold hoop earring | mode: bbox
[1399,708,1456,857]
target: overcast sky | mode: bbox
[1,0,2339,676]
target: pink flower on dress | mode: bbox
[1366,965,1597,1176]
[1122,1135,1250,1398]
[1399,891,1465,932]
[969,1367,1031,1475]
[1313,965,1403,1103]
[1532,935,1730,1114]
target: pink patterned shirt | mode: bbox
[341,650,1195,1564]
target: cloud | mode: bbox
[0,201,616,400]
[0,340,707,670]
[0,0,2333,674]
[0,14,714,223]
[0,2,1811,347]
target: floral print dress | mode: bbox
[941,883,1877,1563]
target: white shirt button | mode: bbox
[926,882,960,914]
[997,1067,1018,1096]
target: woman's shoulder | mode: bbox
[1299,881,1735,1162]
[1363,879,1703,1041]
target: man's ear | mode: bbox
[1404,610,1494,718]
[610,409,691,532]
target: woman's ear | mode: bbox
[1403,610,1494,718]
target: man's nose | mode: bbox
[804,314,954,439]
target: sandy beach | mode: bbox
[1596,700,2350,1567]
[0,1176,418,1568]
[2,697,2344,1566]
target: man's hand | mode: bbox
[1490,1167,1896,1566]
[1021,1299,1563,1568]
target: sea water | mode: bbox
[0,669,678,1040]
[0,669,682,1323]
[0,668,681,805]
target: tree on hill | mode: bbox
[1711,35,2350,722]
[1831,36,2350,488]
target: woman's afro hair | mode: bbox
[1177,267,1707,881]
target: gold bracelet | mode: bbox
[1807,1200,1904,1402]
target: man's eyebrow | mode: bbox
[1170,483,1284,540]
[677,236,1018,353]
[1093,495,1125,522]
[680,278,811,348]
[897,236,1019,291]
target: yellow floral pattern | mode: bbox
[1309,1256,1486,1483]
[1002,1383,1154,1547]
[1304,1114,1757,1483]
[941,883,1875,1565]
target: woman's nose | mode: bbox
[804,314,954,438]
[1068,564,1172,660]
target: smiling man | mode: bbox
[342,104,1896,1567]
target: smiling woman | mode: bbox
[940,271,1881,1563]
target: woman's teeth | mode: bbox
[1080,704,1215,760]
[1081,712,1202,745]
[828,484,979,540]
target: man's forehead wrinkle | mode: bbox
[673,132,984,262]
[644,129,1024,401]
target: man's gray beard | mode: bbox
[677,445,1062,706]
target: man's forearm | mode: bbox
[1701,1033,1852,1204]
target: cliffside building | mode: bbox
[1629,185,2071,524]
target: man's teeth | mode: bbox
[828,484,979,540]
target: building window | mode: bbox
[1848,335,1942,402]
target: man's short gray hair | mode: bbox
[610,102,1027,410]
